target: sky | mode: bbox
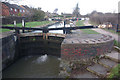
[9,0,120,15]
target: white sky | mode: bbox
[10,0,120,15]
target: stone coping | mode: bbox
[62,34,114,44]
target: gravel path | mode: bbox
[84,20,119,42]
[91,28,119,42]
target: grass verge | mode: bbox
[114,40,120,48]
[80,29,100,34]
[103,28,120,35]
[4,21,54,27]
[0,28,11,33]
[76,20,85,26]
[1,21,54,33]
[108,64,120,78]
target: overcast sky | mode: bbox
[10,0,120,15]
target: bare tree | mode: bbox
[72,3,80,17]
[89,11,118,25]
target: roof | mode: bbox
[13,4,24,10]
[2,2,24,10]
[22,5,30,9]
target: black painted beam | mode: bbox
[0,26,43,30]
[0,25,95,31]
[48,26,94,30]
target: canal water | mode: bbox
[2,22,68,78]
[33,22,71,34]
[3,55,60,78]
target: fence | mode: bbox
[107,24,120,32]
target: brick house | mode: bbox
[2,2,25,16]
[20,5,31,16]
[13,4,25,16]
[0,2,10,16]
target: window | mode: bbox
[10,8,12,11]
[20,10,22,12]
[15,9,17,12]
[23,10,25,12]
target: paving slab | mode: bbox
[87,64,109,77]
[92,28,119,42]
[72,39,80,43]
[71,71,98,78]
[98,58,118,68]
[105,51,120,62]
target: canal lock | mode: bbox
[2,32,66,78]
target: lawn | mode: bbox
[0,28,11,33]
[108,64,120,78]
[4,21,54,27]
[1,21,54,33]
[114,40,120,48]
[80,29,100,34]
[76,20,85,26]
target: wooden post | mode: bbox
[116,24,119,32]
[14,20,17,34]
[63,20,66,34]
[14,20,16,26]
[43,33,45,39]
[14,20,20,34]
[22,19,25,33]
[46,33,48,40]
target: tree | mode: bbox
[89,11,118,25]
[53,8,58,14]
[31,8,45,21]
[73,3,80,17]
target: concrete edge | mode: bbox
[105,55,120,63]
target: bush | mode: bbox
[30,8,45,21]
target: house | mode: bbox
[61,13,73,18]
[0,2,10,17]
[2,2,25,16]
[20,5,31,16]
[13,4,25,16]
